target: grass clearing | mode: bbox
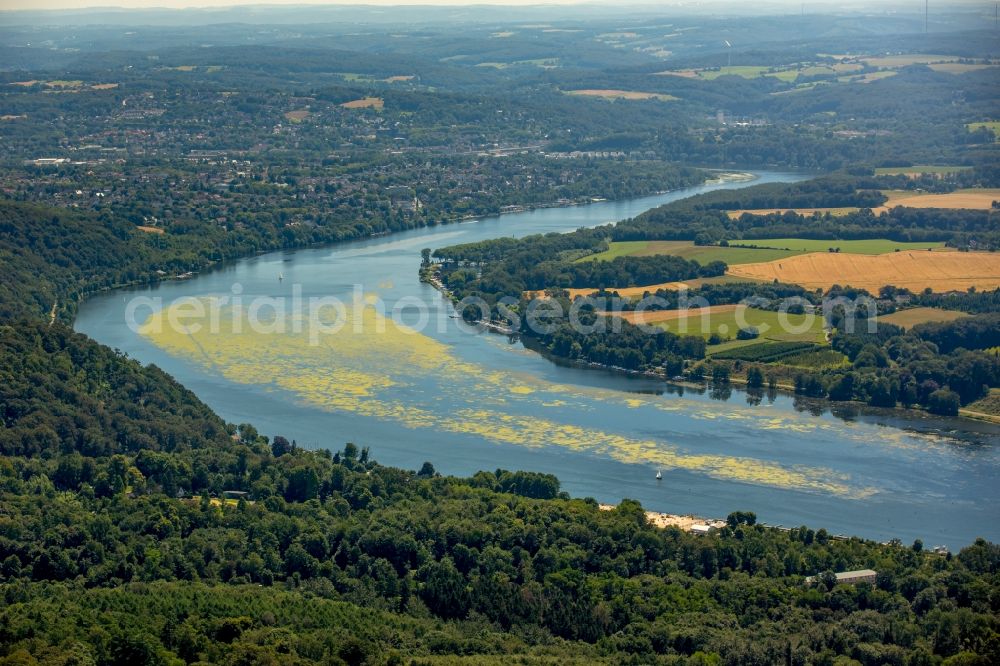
[879,307,970,329]
[967,121,1000,141]
[962,388,1000,420]
[727,250,1000,294]
[705,338,766,355]
[284,109,310,122]
[581,240,795,265]
[583,239,943,265]
[728,239,947,254]
[566,89,678,101]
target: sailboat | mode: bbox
[655,470,662,480]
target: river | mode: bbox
[75,172,1000,550]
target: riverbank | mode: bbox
[598,503,727,532]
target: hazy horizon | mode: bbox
[0,0,975,13]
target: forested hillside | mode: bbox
[2,322,999,664]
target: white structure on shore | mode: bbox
[806,569,878,585]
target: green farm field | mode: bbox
[728,238,947,254]
[657,306,828,345]
[879,307,970,329]
[583,240,795,265]
[583,239,947,265]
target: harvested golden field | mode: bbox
[873,189,1000,213]
[880,307,969,329]
[135,226,165,235]
[727,207,858,219]
[90,83,119,90]
[341,97,384,109]
[727,251,1000,293]
[566,89,677,101]
[384,75,415,82]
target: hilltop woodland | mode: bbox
[0,11,999,666]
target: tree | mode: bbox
[419,558,470,620]
[271,435,292,458]
[926,389,960,416]
[285,467,319,502]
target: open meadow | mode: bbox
[584,239,947,263]
[880,307,970,329]
[652,305,826,346]
[606,305,827,344]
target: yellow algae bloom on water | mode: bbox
[140,298,870,498]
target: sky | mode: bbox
[0,0,940,12]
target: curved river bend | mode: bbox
[76,172,1000,549]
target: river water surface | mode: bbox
[75,172,1000,549]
